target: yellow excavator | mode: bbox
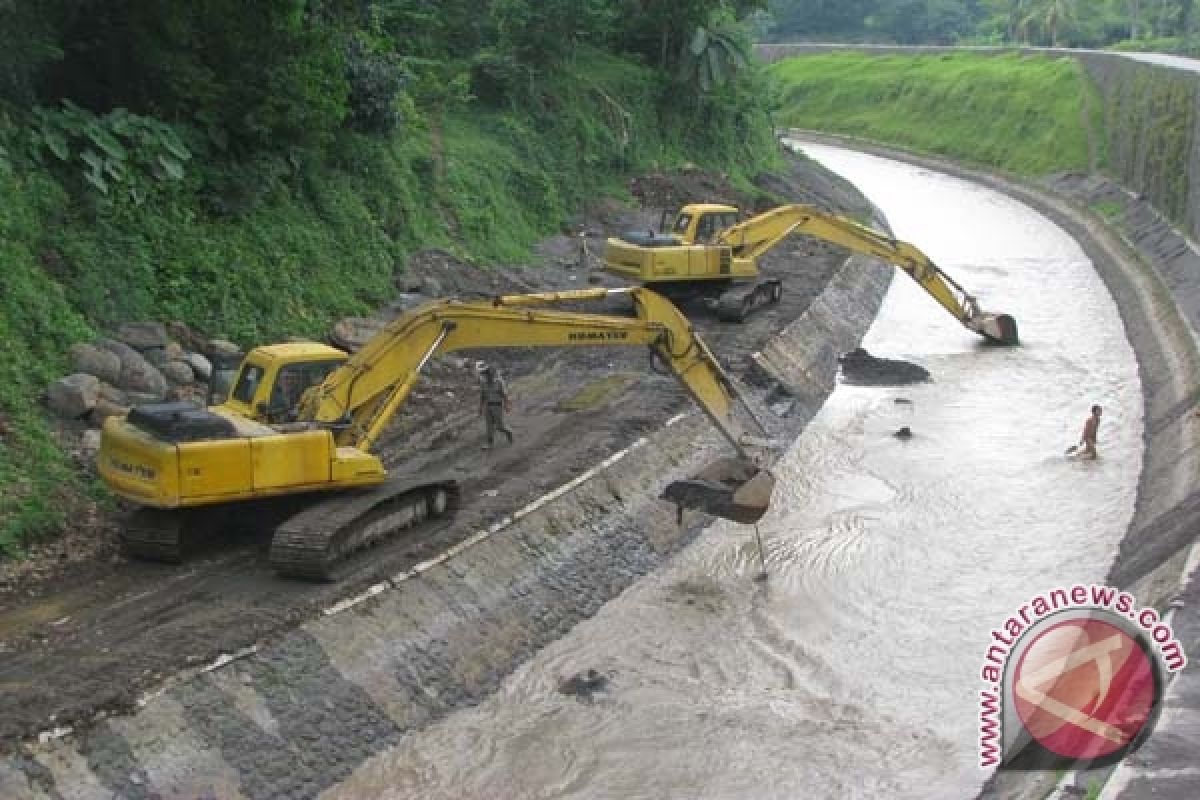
[98,288,776,580]
[604,203,1018,344]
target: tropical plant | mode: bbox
[1021,0,1079,44]
[27,101,190,201]
[677,20,753,94]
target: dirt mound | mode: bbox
[838,347,931,386]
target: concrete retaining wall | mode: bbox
[0,255,891,797]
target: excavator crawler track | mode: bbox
[120,509,190,563]
[714,280,782,323]
[269,476,461,581]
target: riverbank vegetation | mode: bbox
[769,51,1104,176]
[0,1,781,553]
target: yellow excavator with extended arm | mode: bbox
[98,287,776,580]
[604,203,1018,344]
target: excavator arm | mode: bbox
[719,204,1018,344]
[299,286,771,465]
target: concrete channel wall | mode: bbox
[0,260,892,796]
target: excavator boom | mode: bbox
[719,205,1018,345]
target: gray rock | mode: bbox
[419,274,443,296]
[117,321,169,351]
[161,361,195,385]
[47,373,100,418]
[80,429,103,458]
[89,397,130,427]
[207,338,242,358]
[142,347,170,367]
[186,352,213,381]
[95,338,167,398]
[167,320,207,353]
[331,317,385,353]
[125,390,163,407]
[97,383,129,406]
[69,343,121,385]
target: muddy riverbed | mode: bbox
[316,145,1144,800]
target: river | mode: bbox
[319,145,1144,799]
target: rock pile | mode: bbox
[46,321,242,431]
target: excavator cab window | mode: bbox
[267,361,341,423]
[231,365,265,405]
[673,213,692,236]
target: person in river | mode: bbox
[1077,404,1102,459]
[478,363,514,450]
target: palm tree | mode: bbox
[1021,0,1078,45]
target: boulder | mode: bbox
[69,343,122,385]
[161,361,195,386]
[167,320,208,354]
[125,390,164,407]
[89,397,130,427]
[142,347,170,367]
[185,352,213,381]
[80,429,103,460]
[117,321,169,351]
[207,338,242,359]
[47,374,100,418]
[419,274,443,296]
[97,383,129,406]
[95,338,168,398]
[331,317,385,353]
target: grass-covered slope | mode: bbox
[768,52,1106,177]
[0,50,780,554]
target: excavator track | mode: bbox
[715,280,783,322]
[120,509,189,563]
[268,476,461,581]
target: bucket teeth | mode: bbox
[662,458,775,525]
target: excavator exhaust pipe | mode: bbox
[661,457,776,525]
[967,312,1019,346]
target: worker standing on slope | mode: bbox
[479,363,514,450]
[1078,404,1102,460]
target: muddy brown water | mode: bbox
[318,146,1144,799]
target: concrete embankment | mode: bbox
[0,257,891,794]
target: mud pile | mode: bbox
[837,347,931,386]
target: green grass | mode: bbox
[0,49,780,556]
[768,52,1105,177]
[1090,199,1124,220]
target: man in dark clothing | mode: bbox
[479,364,514,449]
[1079,404,1102,459]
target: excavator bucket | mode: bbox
[661,457,776,525]
[967,312,1020,346]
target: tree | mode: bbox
[677,19,753,94]
[1021,0,1079,44]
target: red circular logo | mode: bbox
[1012,617,1158,760]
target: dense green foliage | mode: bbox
[769,52,1104,175]
[0,2,780,553]
[756,0,1199,49]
